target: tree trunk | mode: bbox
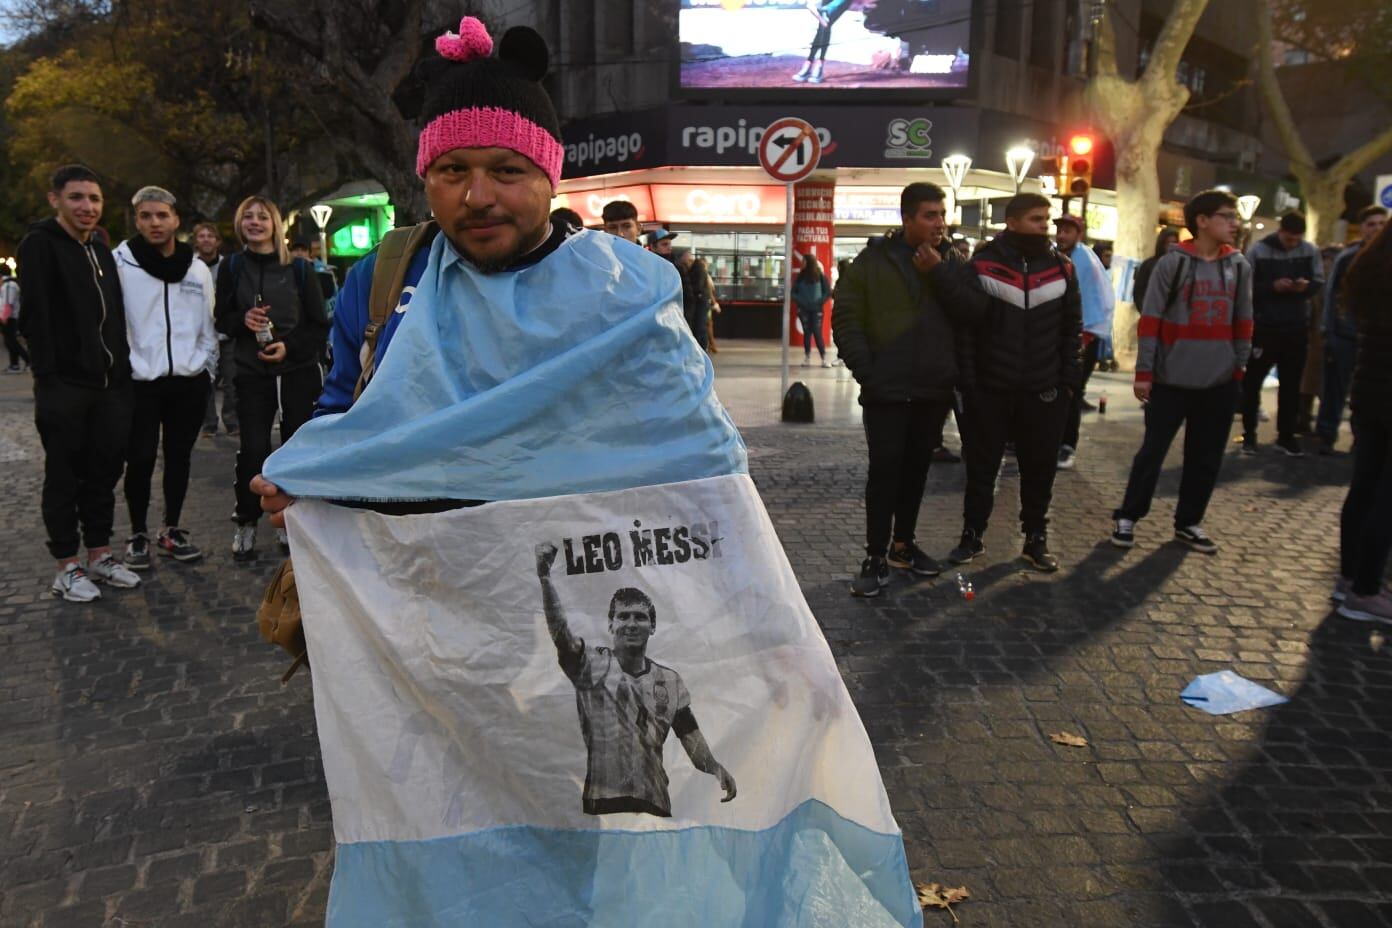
[1295,169,1349,246]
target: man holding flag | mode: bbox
[251,16,919,928]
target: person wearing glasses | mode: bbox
[1111,190,1254,554]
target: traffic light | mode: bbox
[1038,154,1062,196]
[1067,134,1094,199]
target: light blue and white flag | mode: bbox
[266,230,920,927]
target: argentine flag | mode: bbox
[264,230,920,927]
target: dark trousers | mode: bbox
[1317,337,1356,445]
[862,401,950,557]
[1242,327,1307,442]
[961,388,1070,535]
[1340,416,1392,596]
[799,309,825,358]
[3,318,28,367]
[125,374,210,534]
[1115,381,1237,528]
[202,341,239,432]
[34,377,133,559]
[1062,337,1102,450]
[233,365,321,524]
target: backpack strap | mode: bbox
[354,220,439,402]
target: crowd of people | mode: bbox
[6,159,1389,622]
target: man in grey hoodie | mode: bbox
[1111,189,1253,554]
[1241,211,1323,456]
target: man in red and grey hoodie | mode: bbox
[1111,189,1253,554]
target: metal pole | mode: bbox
[780,182,794,405]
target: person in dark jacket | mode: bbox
[1334,222,1392,624]
[945,193,1083,572]
[214,195,328,562]
[1318,205,1387,453]
[792,253,831,367]
[1133,228,1179,319]
[17,164,142,601]
[1242,212,1324,456]
[833,182,978,597]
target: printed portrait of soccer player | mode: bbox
[535,542,737,817]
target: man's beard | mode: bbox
[452,215,550,274]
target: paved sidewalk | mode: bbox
[2,344,1389,928]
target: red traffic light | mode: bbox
[1069,134,1094,157]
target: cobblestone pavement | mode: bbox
[2,344,1389,928]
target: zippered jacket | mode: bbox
[1322,243,1361,343]
[114,239,219,382]
[1246,232,1323,332]
[953,231,1084,393]
[1135,242,1253,389]
[832,231,977,405]
[16,217,130,387]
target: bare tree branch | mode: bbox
[1330,123,1392,183]
[1095,6,1118,78]
[370,0,427,92]
[1253,1,1316,173]
[1141,0,1208,90]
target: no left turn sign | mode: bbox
[758,117,822,184]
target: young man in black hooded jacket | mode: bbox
[833,182,980,597]
[948,193,1083,572]
[18,164,140,601]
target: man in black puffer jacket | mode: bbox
[833,182,980,598]
[947,193,1083,572]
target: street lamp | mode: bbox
[941,153,972,226]
[309,203,334,261]
[1236,195,1260,223]
[1005,146,1034,194]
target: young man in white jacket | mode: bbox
[114,186,218,567]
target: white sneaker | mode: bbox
[1057,445,1077,471]
[821,359,832,368]
[1338,589,1392,624]
[51,563,101,602]
[801,358,811,367]
[232,524,257,562]
[87,552,141,589]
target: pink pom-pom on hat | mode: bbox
[435,16,493,62]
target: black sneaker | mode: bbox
[1111,518,1136,549]
[1057,445,1077,471]
[1022,532,1059,572]
[1241,434,1258,456]
[887,541,943,576]
[1175,525,1218,554]
[948,529,985,564]
[157,527,203,563]
[1274,436,1305,457]
[850,556,889,598]
[123,533,151,571]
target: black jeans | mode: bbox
[1115,380,1237,528]
[1340,416,1392,596]
[1062,337,1102,450]
[862,401,950,557]
[3,318,28,367]
[125,374,211,534]
[33,377,133,559]
[203,341,239,432]
[233,365,321,524]
[1242,327,1307,442]
[961,387,1070,536]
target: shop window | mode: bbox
[1029,2,1055,69]
[682,231,790,303]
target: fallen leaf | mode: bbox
[1050,731,1089,748]
[916,882,971,922]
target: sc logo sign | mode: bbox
[885,118,934,159]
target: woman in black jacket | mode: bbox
[1336,223,1392,623]
[1133,228,1179,309]
[213,195,328,562]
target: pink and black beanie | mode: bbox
[416,17,563,187]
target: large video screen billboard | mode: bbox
[679,0,973,93]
